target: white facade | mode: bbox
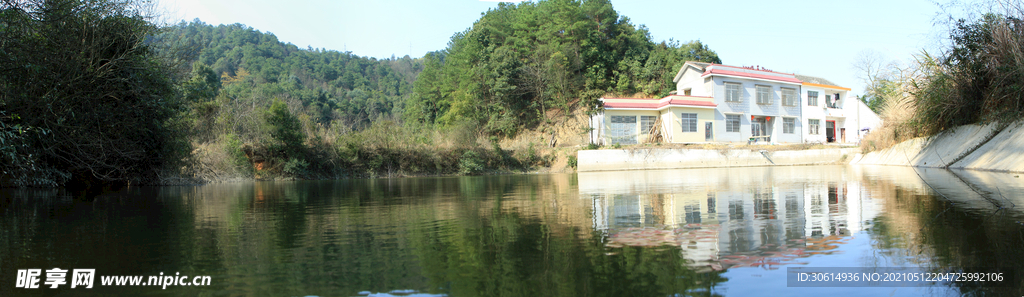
[799,75,882,144]
[587,62,883,146]
[674,63,803,144]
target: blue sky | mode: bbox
[158,0,954,95]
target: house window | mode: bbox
[807,91,818,106]
[609,116,637,144]
[725,83,741,102]
[825,94,834,108]
[640,116,657,135]
[726,114,740,132]
[782,88,797,106]
[808,119,820,135]
[680,113,697,132]
[783,118,795,134]
[756,85,771,104]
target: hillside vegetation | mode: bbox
[1,0,723,189]
[406,0,720,136]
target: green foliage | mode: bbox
[585,143,600,150]
[912,13,1024,134]
[406,0,721,136]
[181,62,221,103]
[283,158,309,177]
[223,134,251,172]
[0,0,186,186]
[567,154,577,169]
[526,142,538,165]
[459,150,485,175]
[159,21,424,129]
[0,111,69,186]
[264,99,305,155]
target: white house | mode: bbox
[797,74,881,144]
[673,62,804,144]
[588,61,882,145]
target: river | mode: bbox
[2,165,1023,296]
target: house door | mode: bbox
[840,128,846,143]
[751,117,767,143]
[826,121,836,143]
[705,122,713,141]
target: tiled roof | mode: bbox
[795,74,839,87]
[702,66,802,84]
[686,61,712,70]
[602,95,717,110]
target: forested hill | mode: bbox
[405,0,722,136]
[159,21,424,128]
[1,0,725,188]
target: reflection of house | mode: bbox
[581,169,870,270]
[588,62,882,145]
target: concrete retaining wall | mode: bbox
[852,123,1000,168]
[852,121,1024,173]
[577,148,857,172]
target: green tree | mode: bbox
[181,62,221,103]
[405,0,722,136]
[0,0,186,187]
[265,99,305,156]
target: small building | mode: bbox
[674,62,804,144]
[797,74,881,144]
[589,96,717,145]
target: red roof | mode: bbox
[602,96,717,110]
[702,67,802,84]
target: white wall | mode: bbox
[705,76,803,143]
[842,98,882,143]
[676,67,708,96]
[802,86,828,143]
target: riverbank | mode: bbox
[850,120,1024,173]
[577,146,858,172]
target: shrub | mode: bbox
[459,150,485,175]
[265,98,305,156]
[283,158,309,177]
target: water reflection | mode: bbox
[581,167,867,273]
[2,166,1024,296]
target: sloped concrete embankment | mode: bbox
[852,121,1024,172]
[577,148,857,172]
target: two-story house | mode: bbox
[673,62,803,143]
[588,61,882,145]
[797,74,881,143]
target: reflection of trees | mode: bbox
[184,173,726,296]
[862,173,1024,296]
[409,210,726,296]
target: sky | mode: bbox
[156,0,963,96]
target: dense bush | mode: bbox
[913,13,1024,134]
[863,10,1024,151]
[0,0,187,187]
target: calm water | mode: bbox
[2,165,1024,296]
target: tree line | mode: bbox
[405,0,721,136]
[1,0,723,189]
